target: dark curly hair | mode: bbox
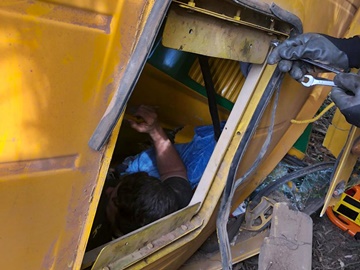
[112,172,180,234]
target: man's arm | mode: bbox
[128,105,187,180]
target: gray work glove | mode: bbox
[268,33,349,80]
[331,73,360,127]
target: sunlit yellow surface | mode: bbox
[2,0,360,269]
[0,0,153,269]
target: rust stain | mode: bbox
[240,39,252,62]
[0,154,78,176]
[41,237,57,270]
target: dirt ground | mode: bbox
[236,99,360,269]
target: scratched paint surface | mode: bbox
[0,0,151,269]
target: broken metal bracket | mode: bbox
[320,126,360,216]
[243,196,276,232]
[172,0,289,37]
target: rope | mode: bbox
[290,102,335,124]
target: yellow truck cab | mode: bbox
[1,0,360,269]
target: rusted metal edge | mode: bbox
[86,202,201,270]
[173,0,288,37]
[110,218,204,269]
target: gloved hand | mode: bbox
[268,33,349,80]
[331,73,360,127]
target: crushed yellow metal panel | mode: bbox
[130,62,276,270]
[92,1,360,268]
[2,0,360,270]
[91,203,202,270]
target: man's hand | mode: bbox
[128,105,187,180]
[331,73,360,127]
[127,105,160,136]
[268,33,349,80]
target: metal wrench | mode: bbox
[301,75,335,87]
